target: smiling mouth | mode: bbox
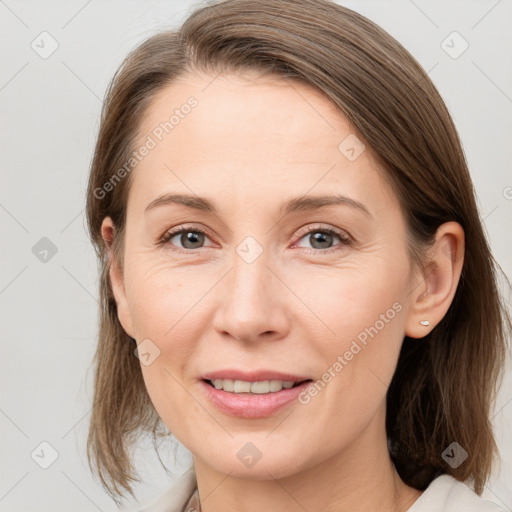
[203,378,312,394]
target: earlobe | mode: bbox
[100,216,136,339]
[405,221,465,339]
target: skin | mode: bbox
[101,70,465,512]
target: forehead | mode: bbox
[141,70,349,145]
[130,70,397,216]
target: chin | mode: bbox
[193,441,310,481]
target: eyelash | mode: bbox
[158,223,352,255]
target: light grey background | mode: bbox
[1,0,511,510]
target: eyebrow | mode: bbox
[144,193,372,218]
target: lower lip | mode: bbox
[199,380,312,418]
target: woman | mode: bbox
[85,0,511,510]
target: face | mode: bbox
[105,70,422,480]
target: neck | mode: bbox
[192,406,423,512]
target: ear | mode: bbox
[100,216,136,339]
[404,221,465,339]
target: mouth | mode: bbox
[199,377,314,418]
[202,378,312,394]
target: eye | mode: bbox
[158,223,352,254]
[158,225,214,253]
[293,225,351,254]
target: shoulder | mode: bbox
[137,467,197,512]
[407,474,506,512]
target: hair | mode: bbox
[85,0,511,504]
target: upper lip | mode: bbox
[201,369,312,383]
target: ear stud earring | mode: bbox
[419,320,430,326]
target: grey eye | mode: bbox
[172,230,206,249]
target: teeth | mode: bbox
[211,379,297,394]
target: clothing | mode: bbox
[137,466,506,512]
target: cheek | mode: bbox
[289,274,406,459]
[287,254,406,343]
[123,260,204,393]
[288,256,408,402]
[129,264,203,431]
[124,256,206,339]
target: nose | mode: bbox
[212,249,290,344]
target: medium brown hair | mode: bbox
[85,0,511,503]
